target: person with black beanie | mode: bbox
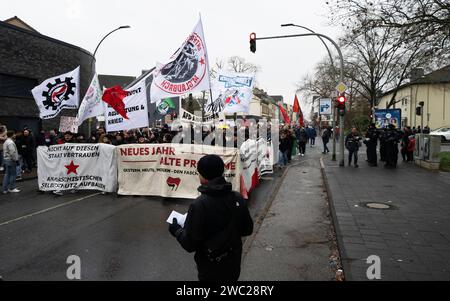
[169,154,253,281]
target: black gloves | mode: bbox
[169,218,183,238]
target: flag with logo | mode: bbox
[75,73,104,126]
[150,18,210,103]
[148,97,180,125]
[104,80,149,132]
[32,66,80,119]
[210,70,255,114]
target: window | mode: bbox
[0,74,38,98]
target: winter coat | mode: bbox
[345,133,362,152]
[174,177,253,281]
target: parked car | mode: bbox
[430,126,450,142]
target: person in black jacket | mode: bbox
[345,127,362,168]
[20,129,35,173]
[169,155,253,281]
[384,124,401,168]
[364,123,379,167]
[278,130,290,167]
[321,126,331,154]
[295,126,308,157]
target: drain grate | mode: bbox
[362,202,395,210]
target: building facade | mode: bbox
[378,66,450,130]
[0,17,95,134]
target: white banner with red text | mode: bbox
[37,144,117,192]
[117,144,240,199]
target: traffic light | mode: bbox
[250,32,256,53]
[337,94,346,116]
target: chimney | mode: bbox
[409,68,424,81]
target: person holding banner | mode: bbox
[169,154,253,281]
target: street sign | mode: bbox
[319,98,332,115]
[336,82,347,94]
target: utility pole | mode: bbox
[252,31,345,165]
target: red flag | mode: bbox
[293,95,300,113]
[278,104,291,124]
[102,85,129,119]
[293,95,305,127]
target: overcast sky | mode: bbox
[1,0,342,114]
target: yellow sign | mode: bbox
[336,82,347,94]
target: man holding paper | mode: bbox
[168,155,253,281]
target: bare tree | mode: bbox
[227,56,260,73]
[326,0,449,65]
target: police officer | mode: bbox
[384,124,400,168]
[345,127,362,168]
[364,123,379,167]
[169,154,253,281]
[379,128,387,162]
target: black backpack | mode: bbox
[202,193,240,263]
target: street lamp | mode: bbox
[88,25,131,134]
[281,23,338,161]
[280,23,345,166]
[281,24,336,75]
[91,25,131,68]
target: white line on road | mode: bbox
[0,192,102,227]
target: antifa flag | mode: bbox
[293,95,305,127]
[102,86,129,119]
[31,66,80,119]
[150,18,211,103]
[279,104,291,124]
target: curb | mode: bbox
[319,157,350,281]
[242,159,306,260]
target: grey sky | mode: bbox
[1,0,342,114]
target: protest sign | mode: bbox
[117,143,240,199]
[37,144,117,192]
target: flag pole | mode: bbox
[199,13,218,145]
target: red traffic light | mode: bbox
[338,95,346,103]
[249,32,256,53]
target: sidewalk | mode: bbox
[322,152,450,280]
[240,150,336,281]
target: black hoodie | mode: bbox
[174,177,253,280]
[176,177,253,253]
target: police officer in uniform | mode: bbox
[384,124,400,168]
[379,128,387,162]
[364,123,379,167]
[169,154,253,281]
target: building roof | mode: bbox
[270,95,283,103]
[3,16,39,33]
[0,18,94,59]
[253,87,277,105]
[383,64,450,96]
[98,74,136,88]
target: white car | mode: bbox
[430,126,450,142]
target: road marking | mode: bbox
[0,192,101,227]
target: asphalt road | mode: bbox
[0,169,281,281]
